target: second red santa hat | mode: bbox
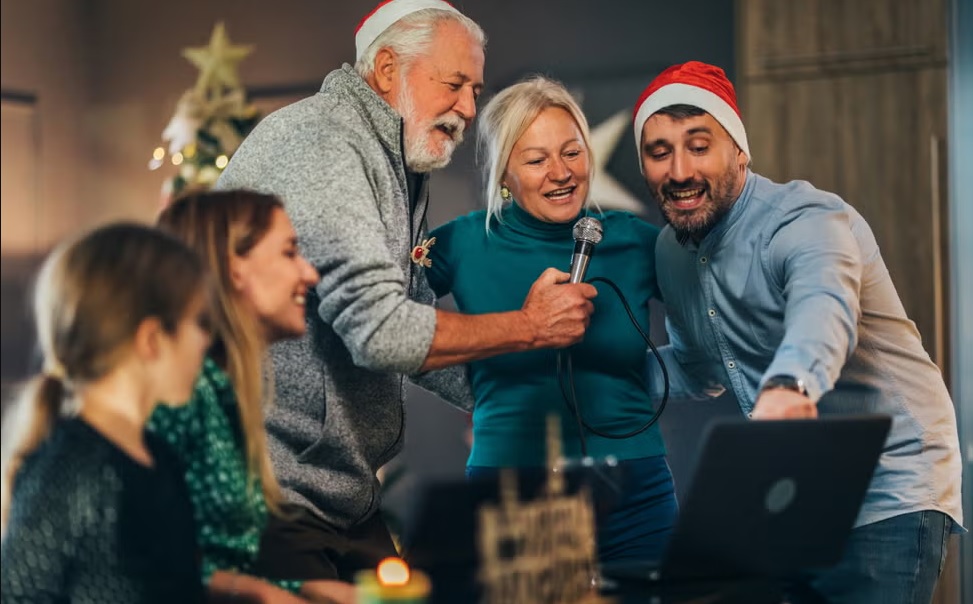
[632,61,751,162]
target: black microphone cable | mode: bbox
[556,276,670,457]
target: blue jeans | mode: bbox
[466,455,678,564]
[806,510,952,604]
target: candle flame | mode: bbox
[376,557,410,586]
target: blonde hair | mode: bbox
[1,223,205,529]
[354,7,486,79]
[157,190,287,515]
[478,75,596,231]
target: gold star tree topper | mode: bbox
[182,22,253,98]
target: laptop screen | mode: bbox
[611,414,891,582]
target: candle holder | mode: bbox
[355,557,431,604]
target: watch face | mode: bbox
[764,375,805,394]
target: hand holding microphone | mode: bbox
[519,217,602,349]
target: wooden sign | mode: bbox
[476,416,607,604]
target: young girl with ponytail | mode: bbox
[1,223,211,603]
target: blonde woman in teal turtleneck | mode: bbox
[426,76,677,563]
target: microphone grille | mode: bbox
[572,217,603,245]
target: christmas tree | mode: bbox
[151,22,260,200]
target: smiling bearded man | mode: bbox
[633,61,964,604]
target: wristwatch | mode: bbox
[761,374,807,396]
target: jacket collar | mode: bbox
[322,64,404,159]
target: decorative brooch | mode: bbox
[411,236,436,268]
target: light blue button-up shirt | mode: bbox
[653,170,963,530]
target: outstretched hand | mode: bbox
[301,579,356,604]
[520,268,597,349]
[751,389,817,420]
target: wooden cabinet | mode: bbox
[739,0,947,79]
[737,0,950,378]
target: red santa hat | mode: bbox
[632,61,750,162]
[355,0,461,61]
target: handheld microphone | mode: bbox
[569,217,603,284]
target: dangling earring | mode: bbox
[500,185,512,201]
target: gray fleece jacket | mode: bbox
[216,65,472,529]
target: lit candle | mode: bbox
[355,557,431,604]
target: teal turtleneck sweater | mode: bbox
[427,203,665,467]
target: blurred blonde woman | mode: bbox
[1,223,210,603]
[152,190,354,604]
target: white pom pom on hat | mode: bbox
[632,61,750,163]
[355,0,461,61]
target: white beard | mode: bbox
[396,82,465,173]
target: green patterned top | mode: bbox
[148,357,302,593]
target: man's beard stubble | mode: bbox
[653,160,742,246]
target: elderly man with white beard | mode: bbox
[216,0,597,583]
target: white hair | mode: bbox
[478,76,596,232]
[354,8,486,79]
